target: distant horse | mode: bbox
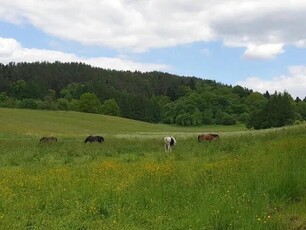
[84,135,104,143]
[164,136,176,153]
[198,134,219,142]
[40,136,57,143]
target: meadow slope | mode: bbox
[0,108,305,229]
[0,108,246,139]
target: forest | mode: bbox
[0,61,306,129]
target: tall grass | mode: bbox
[0,109,305,229]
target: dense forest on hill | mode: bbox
[0,62,306,129]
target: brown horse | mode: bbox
[40,136,58,143]
[198,134,219,142]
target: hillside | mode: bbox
[0,108,246,139]
[0,62,305,129]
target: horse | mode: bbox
[164,136,176,153]
[40,136,58,143]
[198,134,219,142]
[84,135,104,143]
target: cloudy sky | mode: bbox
[1,0,306,98]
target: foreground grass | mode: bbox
[0,108,305,229]
[0,126,306,229]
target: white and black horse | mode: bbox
[164,136,176,153]
[84,135,104,143]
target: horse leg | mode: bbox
[165,143,170,155]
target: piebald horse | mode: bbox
[164,136,176,153]
[198,134,219,142]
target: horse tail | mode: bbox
[170,137,174,146]
[198,135,201,142]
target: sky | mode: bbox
[1,0,306,99]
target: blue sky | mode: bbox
[1,1,306,98]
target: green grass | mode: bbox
[0,108,246,139]
[0,108,305,229]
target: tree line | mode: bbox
[0,62,305,129]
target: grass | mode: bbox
[0,108,305,229]
[0,108,246,139]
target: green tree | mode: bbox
[43,89,57,110]
[247,92,296,129]
[202,109,214,124]
[161,103,176,124]
[79,92,101,113]
[175,113,193,126]
[102,98,120,116]
[0,92,10,107]
[232,85,252,98]
[17,98,38,109]
[57,98,70,111]
[150,96,170,123]
[246,92,267,111]
[192,109,203,125]
[60,83,87,100]
[215,110,237,125]
[12,80,27,99]
[68,99,80,111]
[296,100,306,120]
[265,92,295,127]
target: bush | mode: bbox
[17,99,38,109]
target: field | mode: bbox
[0,108,305,229]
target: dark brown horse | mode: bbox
[40,136,58,143]
[84,135,104,143]
[198,134,219,142]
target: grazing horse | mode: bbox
[84,135,104,143]
[198,134,219,142]
[40,136,57,143]
[164,136,176,153]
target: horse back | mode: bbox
[198,134,219,141]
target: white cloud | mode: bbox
[237,66,306,98]
[0,37,21,56]
[295,39,306,48]
[0,37,169,72]
[243,43,284,60]
[0,0,306,62]
[1,0,306,57]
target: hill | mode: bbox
[0,62,305,129]
[0,108,246,139]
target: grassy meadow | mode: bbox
[0,108,305,229]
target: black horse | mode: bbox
[84,135,104,143]
[40,136,58,143]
